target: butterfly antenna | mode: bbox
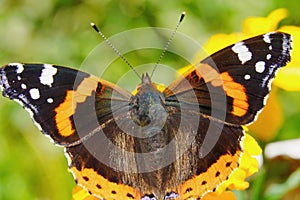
[90,22,142,80]
[150,11,186,78]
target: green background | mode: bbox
[0,0,299,199]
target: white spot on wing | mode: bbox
[263,33,272,43]
[21,83,27,89]
[266,54,271,60]
[232,42,252,64]
[244,74,251,80]
[29,88,40,100]
[17,76,21,80]
[40,64,57,87]
[47,98,54,103]
[269,45,273,50]
[255,61,265,73]
[9,63,24,74]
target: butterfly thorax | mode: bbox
[129,73,167,129]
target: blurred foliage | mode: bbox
[0,0,300,200]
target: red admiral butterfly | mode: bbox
[0,32,292,199]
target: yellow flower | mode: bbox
[248,88,284,141]
[242,8,288,37]
[275,25,300,91]
[210,133,262,196]
[202,191,236,200]
[72,185,98,200]
[242,8,300,92]
[243,8,300,140]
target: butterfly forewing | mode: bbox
[0,63,131,146]
[165,32,292,125]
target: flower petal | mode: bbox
[72,185,98,200]
[274,25,300,91]
[195,33,243,61]
[248,89,284,141]
[274,67,300,91]
[202,191,236,200]
[279,26,300,66]
[242,8,288,36]
[213,134,262,194]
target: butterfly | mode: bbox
[0,31,292,200]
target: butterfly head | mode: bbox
[129,73,167,127]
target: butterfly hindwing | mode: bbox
[66,112,244,200]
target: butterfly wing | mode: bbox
[161,32,292,199]
[0,63,149,199]
[0,63,132,145]
[165,32,292,125]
